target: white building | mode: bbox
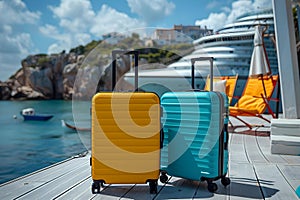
[153,25,213,45]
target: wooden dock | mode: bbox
[1,116,300,199]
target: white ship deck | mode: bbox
[0,116,300,200]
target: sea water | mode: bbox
[0,100,90,184]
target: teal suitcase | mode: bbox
[160,57,230,192]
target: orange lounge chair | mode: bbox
[229,75,279,129]
[204,74,239,105]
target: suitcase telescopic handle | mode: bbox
[190,57,213,91]
[112,50,139,91]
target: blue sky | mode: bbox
[0,0,272,81]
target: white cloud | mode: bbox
[0,31,34,81]
[40,24,92,54]
[195,0,272,31]
[40,0,96,53]
[39,24,60,37]
[30,0,176,56]
[0,0,40,81]
[43,0,145,54]
[221,6,231,13]
[90,4,144,37]
[1,25,12,35]
[253,0,273,10]
[0,33,32,55]
[74,33,92,45]
[195,12,227,30]
[49,0,95,33]
[47,43,64,54]
[127,0,175,24]
[226,0,253,23]
[0,0,40,25]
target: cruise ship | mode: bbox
[124,8,277,94]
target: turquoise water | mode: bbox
[0,100,90,184]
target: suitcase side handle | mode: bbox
[191,57,213,90]
[112,50,139,91]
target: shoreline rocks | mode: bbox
[0,52,134,100]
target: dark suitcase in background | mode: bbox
[160,57,230,192]
[91,50,162,194]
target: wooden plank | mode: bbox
[1,157,87,184]
[254,164,299,199]
[0,156,89,200]
[121,177,167,200]
[93,184,135,200]
[154,176,199,200]
[228,133,233,145]
[280,154,300,164]
[244,134,268,164]
[17,163,90,199]
[277,165,300,190]
[120,184,156,200]
[228,163,263,200]
[54,177,95,200]
[230,133,244,145]
[229,134,249,164]
[193,179,228,200]
[1,127,299,200]
[255,136,287,164]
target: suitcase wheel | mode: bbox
[221,177,231,187]
[207,182,218,193]
[149,180,158,194]
[159,172,168,183]
[91,181,104,194]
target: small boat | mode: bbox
[61,120,90,131]
[20,108,53,121]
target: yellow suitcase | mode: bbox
[91,50,161,194]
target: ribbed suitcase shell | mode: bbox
[160,91,229,181]
[91,92,161,184]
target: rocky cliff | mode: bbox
[0,51,133,100]
[0,37,192,100]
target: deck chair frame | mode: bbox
[229,75,279,129]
